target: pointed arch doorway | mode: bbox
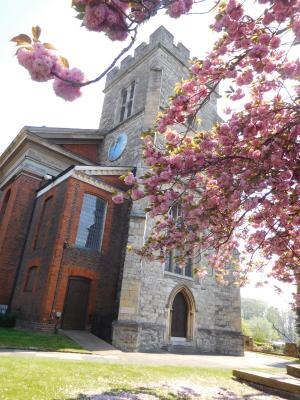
[171,292,187,337]
[168,285,196,341]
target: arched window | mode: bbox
[33,196,53,249]
[165,251,193,277]
[24,266,38,292]
[75,194,106,251]
[165,204,193,277]
[0,189,11,225]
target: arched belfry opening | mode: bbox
[167,285,196,341]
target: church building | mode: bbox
[0,27,243,355]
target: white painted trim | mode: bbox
[37,168,75,198]
[73,171,116,194]
[36,167,127,198]
[74,165,132,175]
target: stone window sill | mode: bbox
[164,271,194,282]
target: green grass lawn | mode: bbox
[0,328,87,353]
[0,356,276,400]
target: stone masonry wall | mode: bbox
[100,27,243,355]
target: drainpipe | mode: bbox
[50,241,68,332]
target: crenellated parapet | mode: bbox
[105,26,190,88]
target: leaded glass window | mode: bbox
[75,194,106,251]
[165,251,193,278]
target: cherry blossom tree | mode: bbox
[12,1,300,303]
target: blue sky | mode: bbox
[1,0,295,309]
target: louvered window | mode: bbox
[120,81,135,122]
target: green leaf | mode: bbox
[72,2,86,13]
[141,128,155,139]
[75,12,85,20]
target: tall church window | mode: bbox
[0,189,11,225]
[165,251,193,278]
[75,194,106,251]
[33,196,53,250]
[120,81,135,122]
[164,204,193,277]
[24,266,38,292]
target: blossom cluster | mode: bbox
[72,0,195,40]
[113,0,300,287]
[74,0,130,41]
[13,28,85,101]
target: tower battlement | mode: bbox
[105,26,190,88]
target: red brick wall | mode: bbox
[61,144,99,164]
[12,175,131,340]
[11,179,72,322]
[0,173,41,305]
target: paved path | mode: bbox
[59,329,122,355]
[0,349,297,370]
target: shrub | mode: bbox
[253,341,274,353]
[0,313,16,328]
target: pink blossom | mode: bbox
[131,188,145,200]
[252,150,261,159]
[167,0,192,18]
[124,173,137,185]
[292,17,300,40]
[269,36,281,48]
[196,269,208,280]
[53,67,85,101]
[17,44,58,82]
[112,193,124,204]
[165,130,180,145]
[83,4,108,31]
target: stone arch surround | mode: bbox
[166,284,197,343]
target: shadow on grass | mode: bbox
[63,385,200,399]
[59,384,289,399]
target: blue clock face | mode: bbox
[108,133,128,161]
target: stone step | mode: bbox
[165,343,198,354]
[171,341,193,347]
[287,364,300,379]
[233,369,300,396]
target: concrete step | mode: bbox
[59,329,122,354]
[233,369,300,396]
[287,364,300,379]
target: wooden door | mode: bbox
[171,292,188,337]
[62,277,91,330]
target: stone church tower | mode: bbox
[98,26,243,354]
[0,26,243,355]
